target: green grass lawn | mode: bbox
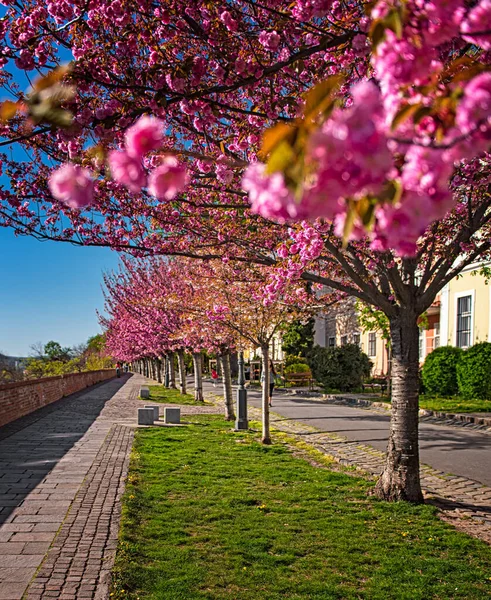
[376,395,491,413]
[112,416,491,599]
[418,396,491,413]
[146,386,207,405]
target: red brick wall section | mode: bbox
[0,370,116,428]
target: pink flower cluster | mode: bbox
[50,116,188,208]
[306,81,392,218]
[242,163,306,223]
[258,30,281,51]
[462,0,491,51]
[48,163,94,209]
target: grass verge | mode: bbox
[376,395,491,413]
[418,396,491,414]
[112,415,491,599]
[147,386,207,405]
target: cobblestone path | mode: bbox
[0,374,219,599]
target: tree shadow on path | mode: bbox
[0,374,131,526]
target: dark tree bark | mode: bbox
[193,352,204,402]
[177,349,187,394]
[261,343,271,444]
[219,351,235,421]
[374,312,423,503]
[168,351,176,388]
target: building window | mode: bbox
[340,335,348,346]
[368,332,376,357]
[353,333,361,346]
[419,327,425,359]
[434,322,440,349]
[328,336,335,348]
[456,295,472,348]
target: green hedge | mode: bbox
[422,346,463,397]
[308,344,372,392]
[284,354,309,368]
[457,342,491,400]
[284,362,311,374]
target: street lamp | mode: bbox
[235,350,248,430]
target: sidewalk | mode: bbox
[0,374,218,600]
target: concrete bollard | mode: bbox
[140,386,150,399]
[164,407,180,424]
[138,407,154,425]
[145,405,160,421]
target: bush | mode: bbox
[284,354,309,368]
[284,362,311,374]
[422,346,463,397]
[457,342,491,400]
[308,344,372,392]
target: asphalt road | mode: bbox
[204,381,491,487]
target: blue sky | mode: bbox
[0,227,120,357]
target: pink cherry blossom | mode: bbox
[48,163,94,209]
[462,0,491,50]
[258,31,280,51]
[125,115,164,158]
[456,73,491,145]
[242,163,306,223]
[108,150,146,193]
[148,157,187,201]
[220,10,238,32]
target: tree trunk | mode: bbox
[168,352,176,388]
[178,349,187,395]
[261,344,271,444]
[374,313,423,503]
[156,358,162,383]
[193,352,204,402]
[219,351,235,421]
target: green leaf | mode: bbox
[370,20,386,50]
[0,100,19,122]
[385,9,403,39]
[259,123,295,161]
[391,103,423,131]
[303,76,343,122]
[265,140,295,175]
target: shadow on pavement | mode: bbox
[0,374,131,525]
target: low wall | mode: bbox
[0,369,116,428]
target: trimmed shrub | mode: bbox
[284,354,309,368]
[284,362,311,374]
[308,344,372,392]
[457,342,491,400]
[422,346,463,397]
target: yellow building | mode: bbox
[313,263,491,377]
[440,263,491,348]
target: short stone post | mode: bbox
[164,407,181,424]
[145,405,160,421]
[138,408,154,425]
[140,386,150,399]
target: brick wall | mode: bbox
[0,369,116,428]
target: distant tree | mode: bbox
[282,318,315,358]
[43,341,72,362]
[0,352,24,384]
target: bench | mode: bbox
[362,379,388,393]
[283,372,314,390]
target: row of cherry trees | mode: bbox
[0,0,490,502]
[102,256,309,442]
